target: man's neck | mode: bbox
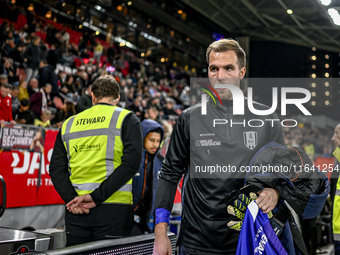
[95,98,117,106]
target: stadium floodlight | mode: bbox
[328,8,340,25]
[320,0,331,6]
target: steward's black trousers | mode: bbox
[65,204,133,246]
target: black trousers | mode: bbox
[65,203,134,246]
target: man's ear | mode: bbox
[115,94,121,105]
[91,92,96,105]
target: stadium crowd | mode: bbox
[0,1,336,160]
[0,1,193,136]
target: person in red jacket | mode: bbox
[0,83,16,125]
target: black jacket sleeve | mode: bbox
[38,67,50,88]
[155,113,190,212]
[49,130,78,203]
[90,113,143,205]
[49,113,143,205]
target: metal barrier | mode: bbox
[32,232,176,255]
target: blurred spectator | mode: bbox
[34,109,51,127]
[30,83,55,119]
[38,60,59,99]
[24,36,41,82]
[128,95,143,120]
[147,105,162,125]
[52,101,76,129]
[13,98,35,125]
[0,58,18,85]
[93,42,103,62]
[17,80,29,102]
[27,78,39,97]
[77,86,92,113]
[0,21,9,47]
[0,74,8,86]
[179,86,190,107]
[59,28,70,46]
[46,44,59,69]
[63,74,76,94]
[2,38,15,56]
[163,97,178,117]
[8,43,25,67]
[0,83,16,124]
[107,45,116,65]
[10,86,19,114]
[78,36,87,52]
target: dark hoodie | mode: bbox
[133,119,164,232]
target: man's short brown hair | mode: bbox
[1,83,12,89]
[91,75,120,100]
[206,39,246,68]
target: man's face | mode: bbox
[144,132,161,154]
[332,125,340,148]
[33,38,40,46]
[208,50,246,100]
[0,86,10,98]
[4,60,11,68]
[0,77,8,85]
[11,89,19,98]
[44,85,52,94]
[148,108,158,120]
[30,79,38,89]
[166,101,174,110]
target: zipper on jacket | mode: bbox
[134,155,148,212]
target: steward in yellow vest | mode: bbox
[50,75,143,246]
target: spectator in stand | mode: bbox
[0,58,18,85]
[2,38,15,57]
[78,36,87,52]
[77,86,92,113]
[46,44,59,69]
[147,105,162,125]
[179,86,190,108]
[0,21,9,47]
[24,36,41,82]
[10,86,19,114]
[107,45,116,65]
[27,78,39,97]
[17,80,29,102]
[38,60,59,99]
[13,98,35,125]
[59,28,70,46]
[163,97,178,118]
[34,109,51,127]
[8,43,25,67]
[93,42,103,62]
[0,83,16,125]
[63,74,76,94]
[52,101,76,129]
[30,83,55,119]
[26,9,36,34]
[128,95,143,120]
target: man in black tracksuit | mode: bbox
[153,39,284,255]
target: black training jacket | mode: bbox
[155,98,284,254]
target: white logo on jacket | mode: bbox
[243,131,258,150]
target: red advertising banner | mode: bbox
[0,126,64,208]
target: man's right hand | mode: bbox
[153,223,172,255]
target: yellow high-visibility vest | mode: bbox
[61,104,132,204]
